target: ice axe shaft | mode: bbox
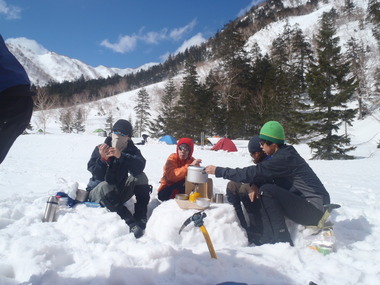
[199,225,217,259]
[179,211,217,259]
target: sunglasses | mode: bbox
[259,139,273,146]
[178,144,190,152]
[113,130,128,137]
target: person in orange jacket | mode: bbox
[157,138,202,201]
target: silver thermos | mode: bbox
[42,196,58,222]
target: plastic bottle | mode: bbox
[189,189,201,202]
[42,196,59,222]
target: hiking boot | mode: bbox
[137,218,147,230]
[130,224,144,239]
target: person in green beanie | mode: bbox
[206,121,331,246]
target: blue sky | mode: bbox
[1,0,263,69]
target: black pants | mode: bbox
[0,96,33,164]
[257,184,324,245]
[158,180,185,201]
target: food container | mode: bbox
[187,165,208,184]
[175,194,189,200]
[76,189,89,202]
[196,197,211,208]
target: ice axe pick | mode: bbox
[179,211,217,259]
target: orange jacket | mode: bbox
[158,138,195,192]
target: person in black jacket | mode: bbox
[0,34,34,164]
[86,119,151,238]
[206,121,330,246]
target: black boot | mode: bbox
[133,185,152,230]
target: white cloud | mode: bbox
[0,0,21,19]
[141,29,168,44]
[101,19,197,53]
[174,33,206,54]
[169,19,197,41]
[100,35,137,53]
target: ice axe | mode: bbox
[179,211,217,259]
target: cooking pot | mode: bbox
[187,165,208,184]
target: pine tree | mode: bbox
[134,88,151,137]
[72,108,85,133]
[305,10,358,160]
[149,78,178,138]
[59,108,74,133]
[212,26,253,138]
[173,59,203,139]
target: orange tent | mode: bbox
[211,138,238,152]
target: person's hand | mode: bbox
[205,165,216,175]
[98,143,111,160]
[107,147,121,159]
[248,184,260,202]
[191,159,202,166]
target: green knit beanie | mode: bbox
[259,121,285,144]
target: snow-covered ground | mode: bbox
[0,108,380,285]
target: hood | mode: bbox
[176,137,194,159]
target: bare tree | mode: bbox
[34,87,57,134]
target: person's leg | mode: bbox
[0,96,33,164]
[226,181,247,229]
[126,172,152,229]
[258,184,293,245]
[267,186,324,226]
[239,184,263,244]
[157,180,185,201]
[89,181,138,235]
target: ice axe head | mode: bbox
[178,211,207,235]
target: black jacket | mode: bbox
[86,137,146,191]
[215,144,330,212]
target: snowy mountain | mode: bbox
[5,0,378,95]
[5,37,158,86]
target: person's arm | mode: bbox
[87,146,108,181]
[206,164,258,184]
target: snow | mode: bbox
[1,107,380,285]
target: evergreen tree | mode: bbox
[212,26,253,138]
[149,78,178,138]
[72,108,85,133]
[134,88,151,137]
[267,23,314,142]
[59,108,74,133]
[173,59,203,139]
[305,10,358,160]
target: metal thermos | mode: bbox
[214,193,224,204]
[42,196,58,222]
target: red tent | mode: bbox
[211,138,238,152]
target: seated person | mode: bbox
[86,119,152,239]
[206,121,331,246]
[158,138,201,201]
[226,135,268,244]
